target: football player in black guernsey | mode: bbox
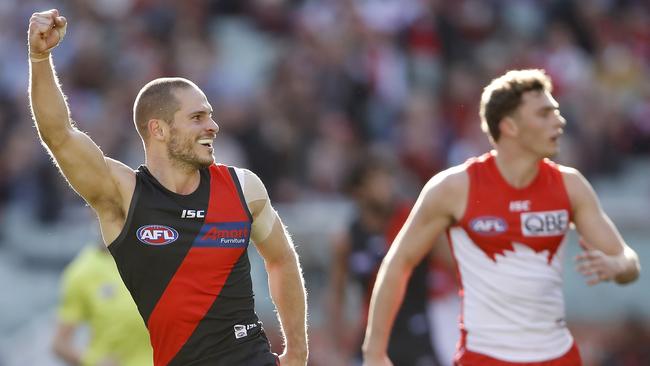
[28,9,308,366]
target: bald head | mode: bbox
[133,77,200,141]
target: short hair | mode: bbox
[345,154,395,193]
[479,69,553,142]
[133,77,197,141]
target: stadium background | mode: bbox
[1,0,649,365]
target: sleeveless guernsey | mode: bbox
[448,152,574,363]
[108,164,277,366]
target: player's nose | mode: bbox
[207,117,220,134]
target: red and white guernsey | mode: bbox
[449,151,573,363]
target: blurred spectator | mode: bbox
[2,0,649,213]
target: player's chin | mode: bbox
[543,145,560,158]
[197,155,215,168]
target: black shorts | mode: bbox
[184,333,280,366]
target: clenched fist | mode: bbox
[28,9,67,60]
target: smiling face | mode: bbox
[509,90,566,158]
[166,86,219,170]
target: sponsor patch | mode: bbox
[136,225,179,246]
[521,209,569,237]
[195,222,251,248]
[233,322,259,339]
[469,216,508,235]
[233,324,247,339]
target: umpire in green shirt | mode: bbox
[53,244,153,366]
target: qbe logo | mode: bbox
[136,225,179,246]
[521,210,569,237]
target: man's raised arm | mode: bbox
[28,9,131,220]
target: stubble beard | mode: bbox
[167,131,213,171]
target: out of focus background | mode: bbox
[1,0,649,365]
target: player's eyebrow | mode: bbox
[188,108,213,116]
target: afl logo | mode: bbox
[470,216,508,235]
[136,225,179,246]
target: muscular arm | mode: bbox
[256,218,309,364]
[562,168,640,285]
[362,170,462,365]
[28,10,133,243]
[244,170,308,365]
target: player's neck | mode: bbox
[145,153,201,195]
[492,148,540,189]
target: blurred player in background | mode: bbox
[28,9,307,366]
[426,241,460,366]
[53,241,153,366]
[328,156,438,366]
[362,69,640,366]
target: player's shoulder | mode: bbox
[107,158,136,180]
[107,158,137,199]
[228,166,269,203]
[554,163,595,203]
[422,163,469,199]
[230,166,264,187]
[555,163,580,176]
[555,163,587,186]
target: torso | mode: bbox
[447,152,574,363]
[107,164,274,366]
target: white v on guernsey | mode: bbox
[448,152,573,362]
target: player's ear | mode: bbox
[500,116,519,138]
[148,119,167,141]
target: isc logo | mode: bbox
[470,216,508,235]
[136,225,179,245]
[521,210,569,237]
[181,209,205,219]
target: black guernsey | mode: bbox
[108,164,278,366]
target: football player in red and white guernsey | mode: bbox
[362,69,640,366]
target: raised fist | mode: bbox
[28,9,67,56]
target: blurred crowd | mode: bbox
[1,0,650,226]
[1,0,649,365]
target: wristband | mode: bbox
[29,53,51,63]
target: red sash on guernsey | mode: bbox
[146,165,250,366]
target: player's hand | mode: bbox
[575,239,625,286]
[28,9,67,56]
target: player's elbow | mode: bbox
[615,271,639,285]
[615,257,641,285]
